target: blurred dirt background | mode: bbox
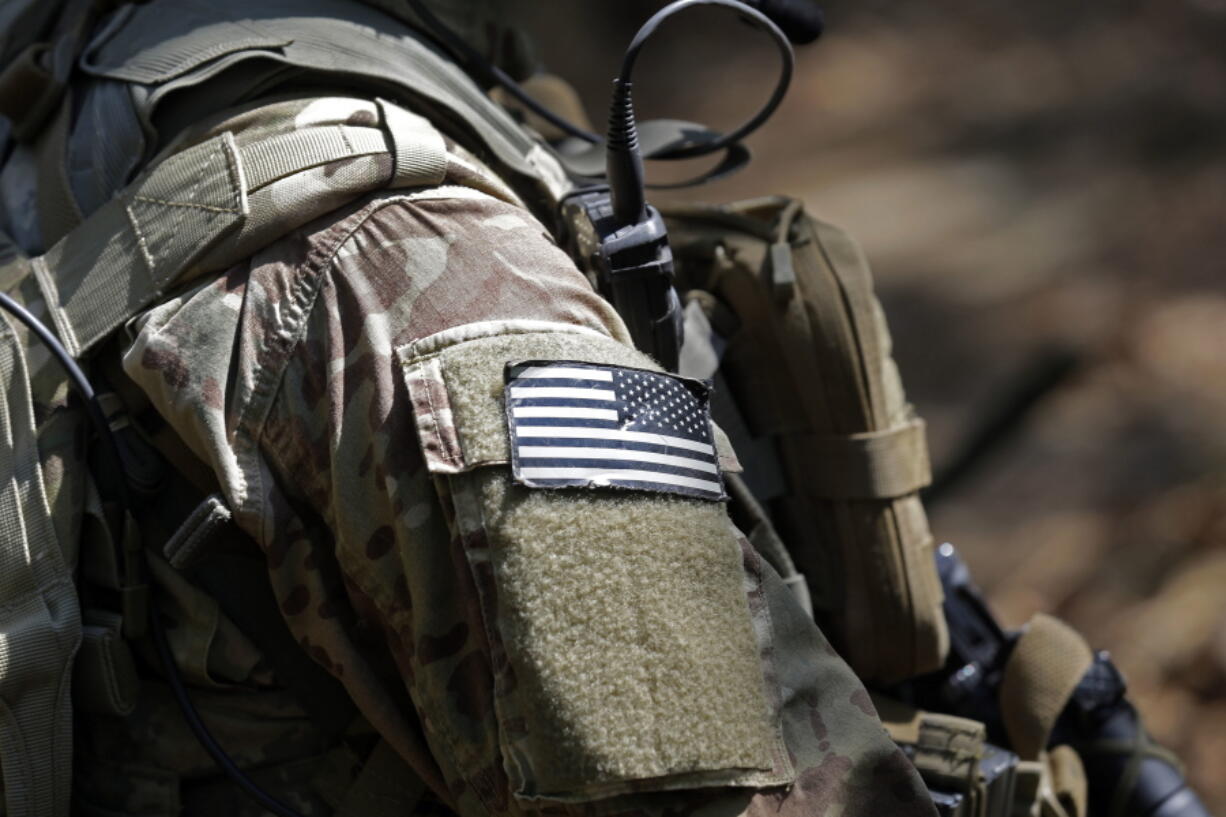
[512,0,1226,806]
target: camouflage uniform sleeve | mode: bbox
[123,185,934,816]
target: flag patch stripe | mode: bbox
[510,366,614,382]
[518,446,720,474]
[505,361,725,501]
[512,406,619,421]
[513,425,714,455]
[508,386,617,401]
[512,417,621,430]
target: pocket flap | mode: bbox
[397,320,670,475]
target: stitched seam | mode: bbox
[154,145,219,243]
[221,131,246,212]
[421,358,460,467]
[124,203,157,276]
[244,196,406,537]
[131,196,239,214]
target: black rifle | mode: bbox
[895,544,1211,817]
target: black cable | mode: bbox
[149,602,308,817]
[0,292,131,511]
[615,0,794,159]
[605,0,792,223]
[0,293,310,817]
[405,0,602,144]
[405,0,795,181]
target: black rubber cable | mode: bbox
[0,292,131,509]
[405,0,603,144]
[405,0,794,179]
[615,0,793,159]
[149,598,308,817]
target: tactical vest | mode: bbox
[0,1,1090,815]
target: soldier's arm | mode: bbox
[123,181,935,816]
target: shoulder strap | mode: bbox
[0,312,82,817]
[76,0,571,208]
[31,97,448,359]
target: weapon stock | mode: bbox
[895,544,1211,817]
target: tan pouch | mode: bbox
[396,319,792,802]
[664,196,948,683]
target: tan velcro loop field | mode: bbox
[791,418,931,499]
[999,614,1094,760]
[398,319,791,801]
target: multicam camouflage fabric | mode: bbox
[0,3,939,815]
[105,114,934,811]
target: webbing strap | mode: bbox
[1000,614,1094,760]
[31,99,448,359]
[240,125,388,191]
[790,418,931,499]
[0,313,82,817]
[33,130,247,357]
[912,711,985,790]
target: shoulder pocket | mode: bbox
[395,320,790,803]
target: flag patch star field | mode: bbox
[504,361,726,501]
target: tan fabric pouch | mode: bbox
[664,196,948,684]
[396,319,793,802]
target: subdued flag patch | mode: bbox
[504,361,726,501]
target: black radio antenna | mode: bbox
[407,0,810,188]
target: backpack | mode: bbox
[663,196,948,684]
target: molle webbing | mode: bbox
[791,420,930,500]
[0,313,81,817]
[31,98,447,359]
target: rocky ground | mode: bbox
[518,0,1226,806]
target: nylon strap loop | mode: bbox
[790,418,931,499]
[1000,614,1094,760]
[377,98,448,188]
[239,125,388,191]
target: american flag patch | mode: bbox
[504,361,726,501]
